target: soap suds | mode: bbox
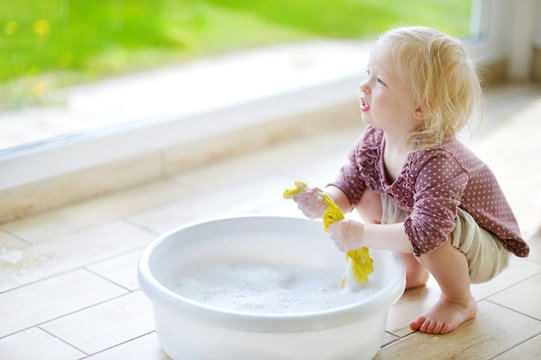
[172,261,374,314]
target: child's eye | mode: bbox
[377,78,387,86]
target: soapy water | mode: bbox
[0,249,23,264]
[172,260,376,314]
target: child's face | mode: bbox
[359,40,423,139]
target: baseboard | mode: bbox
[532,46,541,81]
[0,100,359,223]
[478,58,509,86]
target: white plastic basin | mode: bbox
[138,216,405,360]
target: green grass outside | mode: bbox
[0,0,471,110]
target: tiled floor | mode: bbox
[1,83,541,359]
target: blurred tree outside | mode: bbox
[0,0,471,110]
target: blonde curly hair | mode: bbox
[377,26,482,149]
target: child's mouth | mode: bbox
[360,96,370,112]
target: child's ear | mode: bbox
[413,106,429,120]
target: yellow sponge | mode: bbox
[283,181,374,286]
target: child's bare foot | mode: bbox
[410,295,477,334]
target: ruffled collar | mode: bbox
[373,130,419,211]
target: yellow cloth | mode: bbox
[282,180,307,199]
[321,193,344,231]
[283,181,374,286]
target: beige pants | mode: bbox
[380,195,509,284]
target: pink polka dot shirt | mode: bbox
[332,125,529,258]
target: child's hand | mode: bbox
[292,187,327,219]
[328,220,365,252]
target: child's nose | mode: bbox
[359,78,370,94]
[360,82,370,95]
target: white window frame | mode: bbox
[465,0,508,64]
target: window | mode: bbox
[0,0,510,191]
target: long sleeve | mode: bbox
[331,145,367,207]
[404,152,469,256]
[330,126,383,207]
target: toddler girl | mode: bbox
[292,26,529,335]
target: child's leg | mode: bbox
[410,236,477,334]
[398,253,429,289]
[356,190,429,289]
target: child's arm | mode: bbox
[329,220,413,254]
[363,222,413,253]
[324,186,413,253]
[324,185,353,214]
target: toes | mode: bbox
[432,321,444,334]
[409,316,425,331]
[412,318,444,334]
[419,319,433,333]
[425,320,436,333]
[440,323,452,335]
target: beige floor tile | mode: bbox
[173,138,318,190]
[304,121,364,149]
[250,199,307,218]
[470,256,541,301]
[527,231,541,263]
[128,174,292,235]
[86,333,170,360]
[279,152,350,187]
[0,230,27,247]
[87,249,143,291]
[0,269,126,338]
[0,178,191,244]
[0,220,154,292]
[171,122,359,193]
[381,332,400,347]
[298,101,359,136]
[41,291,154,355]
[0,230,28,266]
[0,327,85,360]
[385,279,441,337]
[376,301,541,360]
[276,131,363,186]
[492,333,541,360]
[489,273,541,320]
[480,84,541,136]
[472,96,541,240]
